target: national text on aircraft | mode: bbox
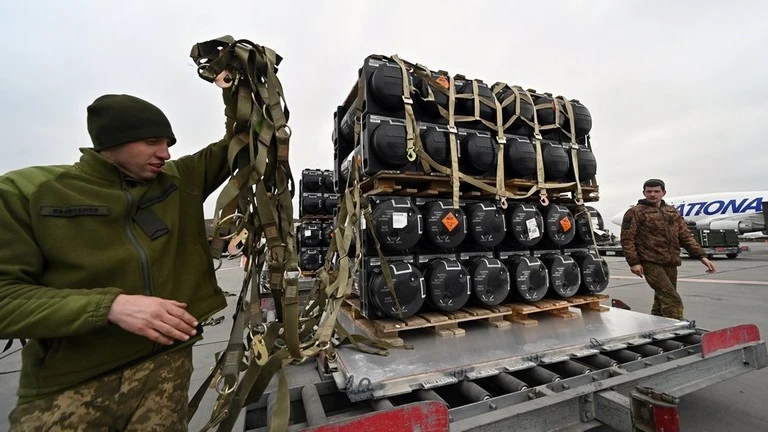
[673,197,764,218]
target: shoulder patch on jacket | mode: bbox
[40,205,111,217]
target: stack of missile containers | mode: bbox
[297,169,339,276]
[332,54,610,320]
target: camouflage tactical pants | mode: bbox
[9,346,193,432]
[642,262,683,319]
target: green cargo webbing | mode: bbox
[186,35,301,432]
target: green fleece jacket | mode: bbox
[0,131,232,402]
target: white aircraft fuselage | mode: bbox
[611,191,767,234]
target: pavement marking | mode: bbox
[611,275,768,286]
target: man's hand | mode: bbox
[107,294,198,345]
[701,257,716,274]
[630,264,644,278]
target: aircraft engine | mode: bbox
[706,220,754,234]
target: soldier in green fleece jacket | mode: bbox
[0,92,234,431]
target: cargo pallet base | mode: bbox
[357,171,599,202]
[342,294,609,346]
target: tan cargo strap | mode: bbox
[391,57,533,209]
[188,35,300,432]
[559,96,584,205]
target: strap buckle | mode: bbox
[533,132,543,141]
[402,96,414,105]
[447,125,458,134]
[214,375,236,395]
[497,136,507,144]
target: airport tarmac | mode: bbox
[1,242,767,431]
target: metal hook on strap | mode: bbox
[497,196,508,209]
[215,70,234,89]
[539,193,550,206]
[406,148,417,162]
[251,335,269,366]
[214,376,236,396]
[276,124,292,139]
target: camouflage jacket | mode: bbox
[620,199,705,267]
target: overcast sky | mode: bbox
[1,1,766,231]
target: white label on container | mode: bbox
[392,212,408,229]
[304,230,312,237]
[526,218,540,239]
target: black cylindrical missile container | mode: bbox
[540,140,570,182]
[301,193,326,217]
[322,170,335,193]
[424,258,471,312]
[421,200,467,250]
[469,257,510,306]
[299,222,323,248]
[496,87,534,135]
[338,61,410,143]
[368,121,410,171]
[323,193,340,215]
[301,169,325,194]
[504,203,544,248]
[541,253,581,298]
[569,144,597,183]
[465,201,506,249]
[459,131,497,176]
[322,223,334,247]
[571,251,610,294]
[504,135,536,180]
[420,126,451,168]
[455,80,496,123]
[558,97,592,139]
[299,247,324,272]
[541,204,576,247]
[412,71,449,120]
[369,261,426,319]
[369,198,423,252]
[507,256,549,302]
[534,94,565,135]
[571,205,604,245]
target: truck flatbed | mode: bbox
[243,305,766,431]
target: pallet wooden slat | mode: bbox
[341,294,610,340]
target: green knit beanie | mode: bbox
[87,94,176,151]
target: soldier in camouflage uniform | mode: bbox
[620,179,716,319]
[1,90,235,430]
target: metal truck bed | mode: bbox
[243,308,767,431]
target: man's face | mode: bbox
[100,138,171,181]
[643,185,666,206]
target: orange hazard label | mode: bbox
[435,75,449,89]
[442,212,459,232]
[559,217,573,232]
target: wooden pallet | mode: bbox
[357,171,598,202]
[503,294,609,326]
[341,294,609,345]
